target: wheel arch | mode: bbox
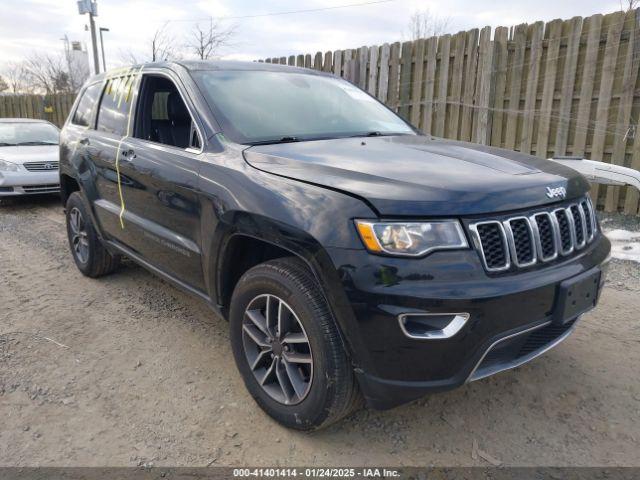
[60,173,80,207]
[211,215,362,366]
[217,233,296,312]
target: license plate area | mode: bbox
[553,269,601,324]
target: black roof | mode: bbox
[90,60,329,82]
[175,60,317,73]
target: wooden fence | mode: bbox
[1,9,638,214]
[262,9,640,215]
[0,93,76,128]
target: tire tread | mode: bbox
[233,257,361,430]
[66,192,120,278]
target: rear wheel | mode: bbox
[229,257,361,430]
[65,192,120,277]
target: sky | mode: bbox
[0,0,626,75]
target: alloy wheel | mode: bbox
[69,207,89,264]
[241,294,313,405]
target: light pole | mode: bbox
[99,27,109,72]
[77,0,100,74]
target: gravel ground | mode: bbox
[1,196,639,467]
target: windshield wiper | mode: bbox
[348,131,411,138]
[246,132,411,146]
[248,136,300,146]
[16,141,58,146]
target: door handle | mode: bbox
[120,149,136,160]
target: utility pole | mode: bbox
[77,0,100,74]
[99,27,109,72]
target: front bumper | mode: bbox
[325,233,611,410]
[0,170,60,196]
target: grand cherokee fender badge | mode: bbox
[546,186,567,199]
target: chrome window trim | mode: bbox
[398,312,470,340]
[503,216,537,268]
[530,212,559,262]
[468,221,511,272]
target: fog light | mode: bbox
[399,312,470,340]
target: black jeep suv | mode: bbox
[59,61,610,430]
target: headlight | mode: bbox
[355,220,468,257]
[0,159,20,172]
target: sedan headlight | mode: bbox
[0,159,20,172]
[355,220,468,257]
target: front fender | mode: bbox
[195,147,377,368]
[208,212,374,371]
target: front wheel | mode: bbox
[229,257,361,430]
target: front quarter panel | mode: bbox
[197,140,375,367]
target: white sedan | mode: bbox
[0,118,60,196]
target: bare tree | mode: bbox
[2,62,32,93]
[120,22,180,64]
[2,41,87,95]
[620,0,639,11]
[187,18,236,60]
[151,22,178,62]
[406,9,451,40]
[23,52,72,94]
[0,76,8,93]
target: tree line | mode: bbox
[0,18,236,95]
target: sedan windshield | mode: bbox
[0,122,59,146]
[193,70,415,144]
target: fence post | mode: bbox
[553,16,583,157]
[590,11,625,206]
[397,41,413,121]
[410,39,426,129]
[474,26,493,145]
[460,28,479,142]
[535,19,563,158]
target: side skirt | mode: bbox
[105,239,223,317]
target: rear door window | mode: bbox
[72,82,103,127]
[96,76,136,136]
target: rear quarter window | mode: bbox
[96,76,135,136]
[72,82,103,127]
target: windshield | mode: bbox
[193,70,415,144]
[0,122,59,146]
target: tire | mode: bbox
[229,257,361,430]
[65,192,120,278]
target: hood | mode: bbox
[0,145,59,165]
[243,135,590,216]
